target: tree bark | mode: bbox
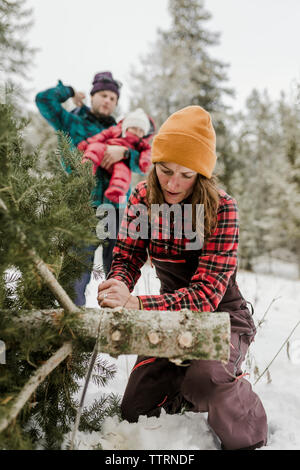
[27,248,79,314]
[89,307,230,363]
[4,306,231,363]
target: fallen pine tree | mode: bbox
[0,305,230,435]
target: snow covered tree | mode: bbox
[129,0,232,123]
[0,0,35,80]
[276,90,300,275]
[232,89,297,270]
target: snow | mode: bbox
[67,247,300,450]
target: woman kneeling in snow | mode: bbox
[97,105,268,451]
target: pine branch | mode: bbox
[254,319,300,385]
[1,196,78,314]
[0,342,72,433]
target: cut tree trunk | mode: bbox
[90,307,230,363]
[23,241,230,361]
[5,306,231,363]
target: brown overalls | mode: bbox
[120,252,268,450]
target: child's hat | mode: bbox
[122,108,150,137]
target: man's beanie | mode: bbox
[152,106,216,178]
[122,108,150,137]
[90,71,121,98]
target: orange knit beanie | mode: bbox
[152,106,216,178]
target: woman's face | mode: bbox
[156,162,198,204]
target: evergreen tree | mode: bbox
[0,0,36,112]
[0,96,120,449]
[129,0,232,124]
[0,2,122,449]
[22,110,57,170]
[277,90,300,275]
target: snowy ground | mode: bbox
[67,247,300,450]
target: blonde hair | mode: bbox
[146,164,220,241]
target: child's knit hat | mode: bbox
[122,108,150,137]
[152,106,216,178]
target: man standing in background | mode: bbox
[36,71,144,305]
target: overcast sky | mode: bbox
[25,0,300,113]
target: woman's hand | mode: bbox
[97,278,139,309]
[100,145,127,170]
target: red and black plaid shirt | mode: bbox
[107,181,239,311]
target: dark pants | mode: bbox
[73,243,98,306]
[121,324,268,450]
[73,208,120,307]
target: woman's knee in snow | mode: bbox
[120,398,160,423]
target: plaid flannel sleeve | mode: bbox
[35,80,76,133]
[139,195,239,311]
[107,182,149,290]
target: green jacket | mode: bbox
[35,80,143,208]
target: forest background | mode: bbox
[3,0,300,275]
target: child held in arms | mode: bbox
[78,108,153,203]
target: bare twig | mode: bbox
[257,296,281,328]
[254,319,300,385]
